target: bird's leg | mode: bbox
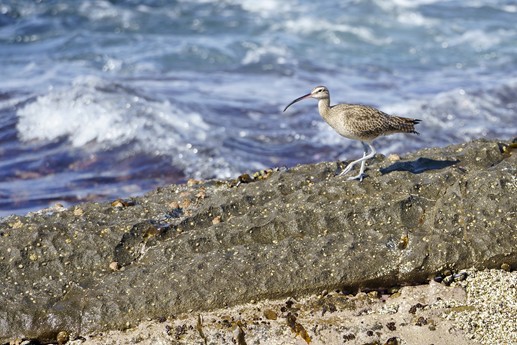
[351,159,367,181]
[340,151,366,176]
[337,158,359,176]
[357,155,367,181]
[340,142,377,181]
[337,142,367,176]
[349,142,370,181]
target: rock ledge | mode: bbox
[1,138,515,342]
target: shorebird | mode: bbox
[283,86,420,181]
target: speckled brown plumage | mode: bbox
[283,85,421,181]
[330,104,420,141]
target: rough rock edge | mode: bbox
[65,269,516,345]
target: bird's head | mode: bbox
[309,86,329,100]
[283,85,329,112]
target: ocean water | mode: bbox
[1,0,516,217]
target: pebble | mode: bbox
[263,309,277,320]
[187,179,202,187]
[387,154,401,162]
[500,263,510,272]
[57,330,69,345]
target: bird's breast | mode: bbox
[322,112,366,141]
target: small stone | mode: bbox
[109,261,120,271]
[187,178,201,187]
[73,208,84,216]
[415,316,427,326]
[398,234,409,249]
[343,333,356,341]
[385,337,400,345]
[237,173,253,183]
[386,321,396,331]
[196,189,206,199]
[57,330,69,345]
[409,303,426,314]
[52,203,66,212]
[11,219,24,229]
[433,275,444,283]
[387,154,401,162]
[355,292,368,301]
[442,275,454,285]
[212,216,222,225]
[111,199,125,208]
[180,199,191,209]
[263,309,277,320]
[388,287,400,295]
[368,290,380,298]
[501,263,511,272]
[453,271,468,282]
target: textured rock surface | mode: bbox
[64,269,517,345]
[1,138,516,342]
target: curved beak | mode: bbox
[283,93,312,112]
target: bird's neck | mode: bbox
[317,98,331,119]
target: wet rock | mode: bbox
[0,138,516,343]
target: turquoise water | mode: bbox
[1,0,516,216]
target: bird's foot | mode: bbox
[347,172,367,181]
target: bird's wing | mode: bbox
[334,104,393,137]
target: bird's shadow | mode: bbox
[380,157,459,175]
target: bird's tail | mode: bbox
[392,116,421,135]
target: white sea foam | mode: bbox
[241,43,290,65]
[396,11,436,26]
[377,0,443,9]
[281,17,391,45]
[447,29,502,50]
[502,5,517,12]
[78,1,139,30]
[177,0,295,17]
[236,0,294,15]
[383,79,517,142]
[16,76,235,179]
